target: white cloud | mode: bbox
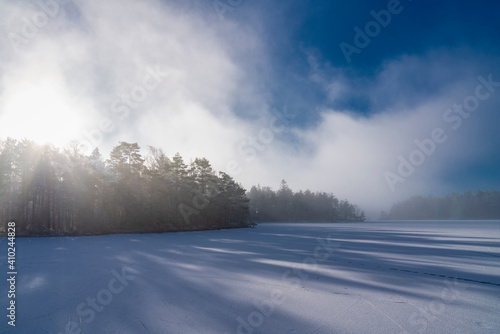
[229,53,500,218]
[0,0,263,152]
[1,1,498,218]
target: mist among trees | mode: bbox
[248,181,366,222]
[0,139,366,236]
[0,139,249,235]
[381,190,500,220]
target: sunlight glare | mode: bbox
[0,79,83,148]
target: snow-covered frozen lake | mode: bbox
[1,221,499,334]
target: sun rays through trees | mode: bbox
[0,140,250,235]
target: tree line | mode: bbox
[248,180,366,222]
[0,138,367,236]
[0,139,249,235]
[380,190,500,220]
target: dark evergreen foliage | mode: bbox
[381,190,500,220]
[0,139,250,235]
[0,139,368,235]
[248,180,366,222]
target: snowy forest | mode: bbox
[381,190,500,220]
[0,139,365,236]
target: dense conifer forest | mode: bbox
[0,139,249,235]
[381,191,500,220]
[0,139,365,236]
[248,181,366,222]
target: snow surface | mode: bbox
[1,221,499,334]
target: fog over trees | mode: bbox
[0,139,365,236]
[381,190,500,220]
[248,180,366,222]
[0,139,249,235]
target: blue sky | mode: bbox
[0,0,499,216]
